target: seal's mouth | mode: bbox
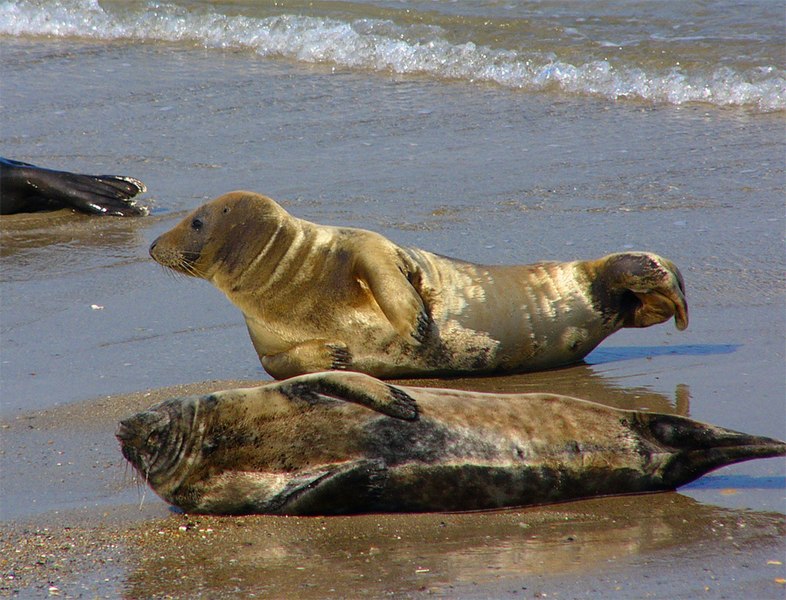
[171,251,203,277]
[116,419,148,473]
[149,237,203,277]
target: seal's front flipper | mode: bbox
[356,250,430,345]
[276,371,419,420]
[269,459,388,515]
[593,252,689,331]
[261,340,353,379]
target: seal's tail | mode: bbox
[635,412,786,489]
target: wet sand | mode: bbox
[2,363,785,598]
[1,38,785,598]
[1,490,785,599]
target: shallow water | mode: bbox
[0,2,785,597]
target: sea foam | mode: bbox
[1,0,784,112]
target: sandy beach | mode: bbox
[2,1,785,597]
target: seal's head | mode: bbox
[149,191,292,281]
[116,396,206,502]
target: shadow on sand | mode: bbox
[586,343,740,365]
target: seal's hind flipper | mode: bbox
[588,252,688,331]
[0,157,148,216]
[268,459,388,515]
[43,171,148,216]
[277,371,419,420]
[632,412,786,488]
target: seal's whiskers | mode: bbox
[138,468,149,510]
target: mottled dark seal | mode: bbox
[150,191,688,379]
[116,372,786,515]
[0,157,147,216]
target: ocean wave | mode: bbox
[1,0,784,112]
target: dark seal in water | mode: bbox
[0,157,147,216]
[116,372,784,515]
[149,191,687,379]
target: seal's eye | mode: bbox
[146,430,162,449]
[222,207,230,214]
[191,218,204,231]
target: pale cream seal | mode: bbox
[150,191,688,378]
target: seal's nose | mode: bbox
[149,237,159,257]
[115,419,135,444]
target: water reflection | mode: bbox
[0,209,156,281]
[394,364,692,415]
[121,493,786,599]
[2,209,136,252]
[392,343,743,416]
[684,474,786,490]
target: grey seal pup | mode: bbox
[149,192,688,379]
[116,372,785,515]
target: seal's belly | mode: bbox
[242,289,400,356]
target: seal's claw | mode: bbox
[384,385,419,421]
[412,311,431,344]
[260,341,353,379]
[328,344,353,371]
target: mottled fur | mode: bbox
[117,372,785,515]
